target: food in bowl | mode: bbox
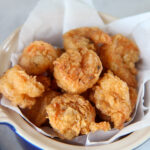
[46,93,111,140]
[0,65,44,108]
[0,27,139,140]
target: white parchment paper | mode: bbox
[1,0,150,146]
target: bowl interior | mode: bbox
[0,12,150,150]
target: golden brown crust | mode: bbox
[129,87,138,111]
[46,94,96,139]
[0,65,44,108]
[46,93,111,139]
[63,27,112,52]
[99,34,139,88]
[89,121,111,132]
[54,49,102,94]
[90,71,132,129]
[19,41,58,75]
[0,30,139,140]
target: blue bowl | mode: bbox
[0,122,42,150]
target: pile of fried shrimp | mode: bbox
[0,27,140,140]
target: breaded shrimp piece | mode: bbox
[90,71,132,129]
[129,87,138,111]
[46,94,110,140]
[1,87,36,109]
[36,75,51,90]
[0,65,44,108]
[53,49,102,94]
[99,34,139,88]
[22,89,60,126]
[89,121,111,132]
[63,27,111,52]
[19,41,58,75]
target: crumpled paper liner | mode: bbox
[1,0,150,146]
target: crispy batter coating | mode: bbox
[46,94,95,139]
[63,27,112,52]
[99,34,139,88]
[54,49,102,94]
[19,41,58,75]
[89,122,111,132]
[46,94,110,139]
[129,87,138,111]
[36,75,51,90]
[22,89,60,126]
[0,65,44,108]
[90,71,132,129]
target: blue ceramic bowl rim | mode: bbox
[0,122,150,150]
[0,122,42,150]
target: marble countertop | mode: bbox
[0,0,150,149]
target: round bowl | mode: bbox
[0,12,150,150]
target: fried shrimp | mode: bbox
[19,41,58,75]
[63,27,112,52]
[53,49,102,94]
[46,94,110,140]
[129,87,138,111]
[0,65,44,108]
[89,122,111,132]
[90,71,132,129]
[99,34,139,88]
[22,89,60,127]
